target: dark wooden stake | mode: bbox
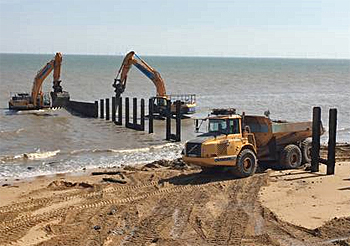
[111,97,116,122]
[117,97,122,125]
[166,100,171,140]
[133,98,137,127]
[327,108,337,175]
[175,100,181,142]
[148,98,154,133]
[100,99,104,119]
[94,101,98,118]
[105,98,110,121]
[140,99,145,131]
[125,97,129,127]
[311,107,321,172]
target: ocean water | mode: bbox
[0,54,349,179]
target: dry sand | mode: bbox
[260,162,350,229]
[0,145,349,246]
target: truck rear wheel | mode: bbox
[280,144,302,169]
[301,139,312,163]
[232,149,257,178]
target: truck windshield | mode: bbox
[208,119,228,134]
[208,118,240,135]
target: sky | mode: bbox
[0,0,349,58]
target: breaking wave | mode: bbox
[0,143,182,165]
[0,143,184,180]
[0,128,24,135]
[67,143,180,156]
[0,150,60,163]
[338,127,350,133]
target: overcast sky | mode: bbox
[0,0,349,58]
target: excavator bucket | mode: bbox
[51,91,70,108]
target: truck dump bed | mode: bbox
[244,115,316,160]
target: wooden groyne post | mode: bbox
[105,98,110,121]
[140,99,145,131]
[166,100,171,140]
[125,97,130,127]
[133,98,137,127]
[311,107,337,175]
[327,108,337,175]
[175,100,181,142]
[165,100,181,142]
[116,97,122,125]
[94,101,98,118]
[148,98,154,133]
[311,107,321,172]
[111,97,116,122]
[100,99,104,119]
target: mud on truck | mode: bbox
[182,109,324,177]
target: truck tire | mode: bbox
[301,139,312,163]
[280,144,302,169]
[231,149,257,178]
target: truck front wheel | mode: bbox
[280,144,302,169]
[232,149,257,178]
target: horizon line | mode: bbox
[0,52,349,60]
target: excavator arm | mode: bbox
[112,51,166,99]
[31,52,62,106]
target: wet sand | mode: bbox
[0,145,349,246]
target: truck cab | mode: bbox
[182,109,258,177]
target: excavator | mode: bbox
[112,51,196,115]
[8,53,70,110]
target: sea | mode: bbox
[0,54,349,180]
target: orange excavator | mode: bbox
[112,51,196,115]
[8,52,70,110]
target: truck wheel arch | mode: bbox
[239,144,257,156]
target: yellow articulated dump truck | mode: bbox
[182,108,323,177]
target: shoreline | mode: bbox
[1,150,349,245]
[1,143,349,184]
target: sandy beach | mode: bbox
[0,145,349,246]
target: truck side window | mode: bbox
[229,119,240,134]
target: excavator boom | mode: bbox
[31,53,62,106]
[113,51,166,98]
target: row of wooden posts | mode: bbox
[311,107,337,175]
[95,97,182,142]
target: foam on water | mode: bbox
[1,150,61,163]
[0,143,183,180]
